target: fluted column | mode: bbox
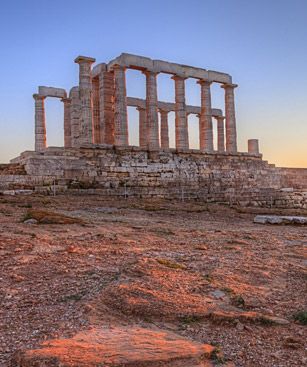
[172,75,188,150]
[198,80,213,152]
[69,87,81,147]
[159,109,169,149]
[216,116,225,152]
[113,65,128,146]
[33,94,46,152]
[137,107,147,149]
[99,69,115,144]
[92,77,101,143]
[74,56,96,145]
[196,113,201,149]
[62,97,72,148]
[144,70,159,150]
[221,83,238,153]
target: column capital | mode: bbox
[136,106,146,112]
[74,55,96,64]
[158,108,169,114]
[197,79,212,86]
[196,113,201,118]
[171,74,187,81]
[112,64,126,71]
[221,83,238,90]
[33,94,45,101]
[61,97,72,104]
[142,69,159,77]
[214,115,225,121]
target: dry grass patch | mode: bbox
[23,209,84,225]
[156,258,187,270]
[293,310,307,325]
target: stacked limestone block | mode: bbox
[5,147,307,209]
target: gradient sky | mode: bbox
[0,0,306,167]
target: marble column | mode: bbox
[92,77,101,143]
[33,94,46,152]
[172,75,188,150]
[221,83,238,153]
[159,109,169,149]
[62,97,72,148]
[74,56,96,145]
[99,70,115,144]
[215,116,225,152]
[198,80,213,152]
[196,113,201,149]
[144,70,159,150]
[248,139,259,154]
[113,65,128,146]
[137,107,147,149]
[69,86,81,148]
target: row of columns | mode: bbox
[72,60,236,153]
[136,107,226,152]
[34,57,238,154]
[110,65,238,153]
[33,94,72,151]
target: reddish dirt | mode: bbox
[0,194,306,366]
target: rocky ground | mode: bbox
[0,194,306,366]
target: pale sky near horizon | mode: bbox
[0,0,306,167]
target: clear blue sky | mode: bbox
[0,0,306,167]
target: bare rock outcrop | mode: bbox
[12,326,215,367]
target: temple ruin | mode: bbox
[1,53,306,208]
[32,53,258,155]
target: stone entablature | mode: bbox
[107,53,232,83]
[33,53,258,155]
[38,86,67,99]
[127,97,223,116]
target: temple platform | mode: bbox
[0,146,305,210]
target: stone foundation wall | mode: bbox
[2,146,307,209]
[277,168,307,189]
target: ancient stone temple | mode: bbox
[32,53,247,154]
[1,53,306,208]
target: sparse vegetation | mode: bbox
[203,273,213,282]
[180,315,203,324]
[210,346,226,364]
[156,258,186,270]
[19,203,32,208]
[22,211,33,222]
[293,311,307,325]
[151,227,175,236]
[221,287,233,294]
[257,316,275,326]
[231,294,245,308]
[60,291,87,302]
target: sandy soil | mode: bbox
[0,194,306,366]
